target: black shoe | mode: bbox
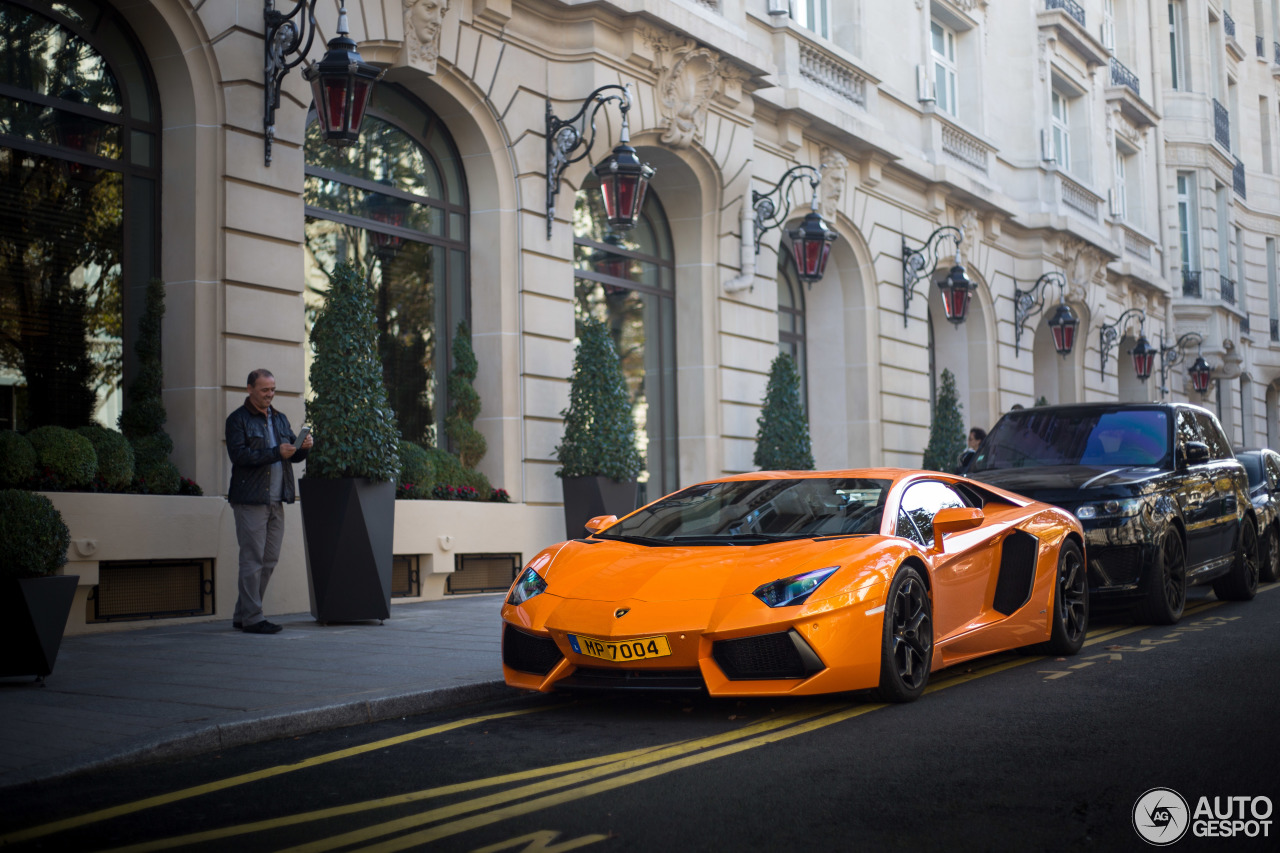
[242,620,282,634]
[232,621,243,629]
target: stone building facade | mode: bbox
[7,0,1280,631]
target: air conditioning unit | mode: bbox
[1108,189,1125,219]
[1040,129,1055,162]
[917,65,936,103]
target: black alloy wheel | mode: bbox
[1213,516,1260,601]
[1261,525,1280,584]
[1136,530,1186,625]
[875,566,933,703]
[1037,539,1088,655]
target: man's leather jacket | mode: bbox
[225,400,309,504]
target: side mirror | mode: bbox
[930,506,984,553]
[584,514,618,534]
[1182,441,1210,467]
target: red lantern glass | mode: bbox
[1189,355,1212,395]
[937,264,973,324]
[787,211,837,284]
[1130,336,1157,381]
[304,31,382,147]
[594,143,654,231]
[365,190,408,252]
[1046,302,1079,356]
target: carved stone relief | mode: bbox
[1063,236,1106,291]
[958,208,981,266]
[404,0,448,74]
[818,147,848,223]
[652,35,723,150]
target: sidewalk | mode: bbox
[0,594,510,791]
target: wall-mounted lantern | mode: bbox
[750,165,838,285]
[1157,332,1214,398]
[903,226,971,327]
[1014,270,1078,356]
[1098,307,1154,379]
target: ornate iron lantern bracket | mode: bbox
[902,226,968,327]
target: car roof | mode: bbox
[999,401,1211,415]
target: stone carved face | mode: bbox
[818,148,848,222]
[405,0,447,66]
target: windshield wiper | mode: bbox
[593,534,675,547]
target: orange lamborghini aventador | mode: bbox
[501,469,1087,702]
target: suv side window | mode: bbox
[896,481,967,547]
[1175,407,1203,454]
[1193,411,1232,459]
[1266,453,1280,490]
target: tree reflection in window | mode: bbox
[777,248,808,413]
[303,87,468,447]
[0,1,158,429]
[572,173,676,502]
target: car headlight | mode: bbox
[1074,498,1142,520]
[753,566,839,608]
[507,567,547,605]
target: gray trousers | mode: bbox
[232,502,285,627]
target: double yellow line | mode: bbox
[2,598,1245,851]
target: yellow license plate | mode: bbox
[568,633,672,662]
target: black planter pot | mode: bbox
[0,575,79,679]
[300,478,395,623]
[561,476,637,540]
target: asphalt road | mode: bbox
[2,586,1278,853]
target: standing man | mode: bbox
[226,369,313,634]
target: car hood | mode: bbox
[969,465,1162,503]
[538,536,882,603]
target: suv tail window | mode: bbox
[971,409,1170,470]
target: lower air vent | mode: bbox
[713,629,825,680]
[993,530,1039,615]
[502,624,564,675]
[558,668,705,691]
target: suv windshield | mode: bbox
[971,409,1170,471]
[596,478,892,543]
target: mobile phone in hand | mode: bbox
[295,426,311,445]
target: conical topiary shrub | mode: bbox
[445,320,486,470]
[754,353,814,471]
[555,315,642,538]
[922,367,967,473]
[118,278,181,494]
[301,262,401,623]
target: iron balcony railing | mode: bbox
[1220,275,1236,305]
[1234,157,1247,198]
[1182,269,1202,298]
[1225,11,1236,38]
[1213,99,1231,150]
[1110,56,1140,95]
[1272,318,1279,342]
[1046,0,1086,28]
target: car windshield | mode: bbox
[595,478,892,544]
[971,409,1170,470]
[1238,453,1264,487]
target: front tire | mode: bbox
[1260,525,1280,584]
[1036,539,1088,656]
[1135,530,1186,625]
[1213,516,1259,601]
[875,566,933,703]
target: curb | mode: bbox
[0,680,511,792]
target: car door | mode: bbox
[896,480,994,643]
[1193,410,1242,564]
[1174,408,1218,568]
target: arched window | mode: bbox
[777,249,808,411]
[0,0,159,430]
[303,85,468,446]
[573,175,676,502]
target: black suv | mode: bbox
[967,402,1259,624]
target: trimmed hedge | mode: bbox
[76,424,135,490]
[0,489,70,579]
[0,431,36,488]
[26,425,97,489]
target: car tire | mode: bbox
[874,565,933,703]
[1035,539,1088,656]
[1213,516,1260,601]
[1261,525,1280,584]
[1135,530,1186,625]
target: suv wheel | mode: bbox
[1135,530,1186,625]
[1213,516,1260,601]
[1261,525,1280,584]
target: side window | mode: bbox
[1266,454,1280,489]
[1193,412,1231,459]
[896,481,967,547]
[1175,407,1203,452]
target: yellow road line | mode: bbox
[102,743,684,853]
[0,705,554,845]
